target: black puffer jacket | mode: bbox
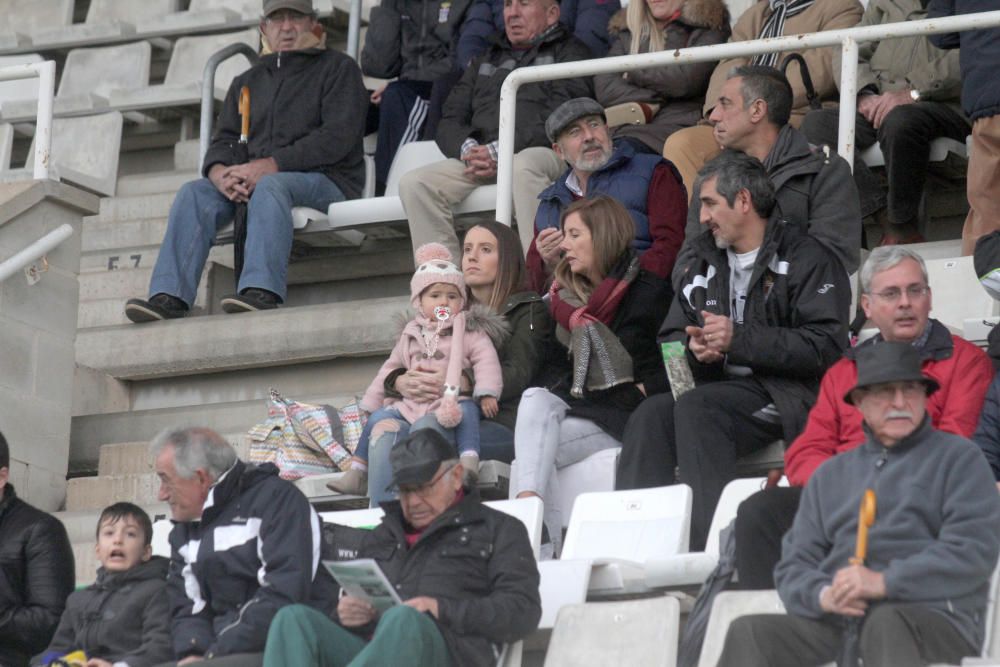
[0,485,75,667]
[33,557,172,667]
[201,47,368,200]
[361,0,474,81]
[663,219,849,442]
[928,0,1000,121]
[167,461,336,659]
[490,291,553,431]
[323,491,541,667]
[677,127,862,283]
[436,23,593,158]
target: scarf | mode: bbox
[751,0,817,68]
[549,253,641,397]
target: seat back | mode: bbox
[86,0,180,24]
[320,507,385,528]
[704,478,767,558]
[0,123,12,171]
[58,42,151,99]
[384,140,446,196]
[0,0,73,37]
[0,54,43,109]
[925,255,999,333]
[152,518,172,557]
[544,597,681,667]
[190,0,262,17]
[164,28,259,89]
[561,485,693,562]
[485,496,544,557]
[555,447,620,530]
[24,112,124,196]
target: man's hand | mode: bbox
[536,227,565,270]
[480,396,499,419]
[685,325,724,364]
[700,311,734,353]
[338,595,377,627]
[394,366,446,402]
[461,145,498,179]
[370,84,387,105]
[824,563,887,617]
[819,584,868,617]
[208,163,245,202]
[177,656,204,666]
[226,157,280,196]
[404,596,440,619]
[857,94,880,124]
[865,89,915,129]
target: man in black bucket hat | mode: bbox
[262,430,541,667]
[717,342,1000,667]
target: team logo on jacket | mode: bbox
[817,283,834,294]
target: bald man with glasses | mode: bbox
[733,245,994,590]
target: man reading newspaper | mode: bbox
[262,429,541,667]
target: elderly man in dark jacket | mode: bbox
[0,431,75,667]
[399,0,593,257]
[618,151,849,550]
[674,65,862,284]
[153,427,335,662]
[125,0,367,321]
[718,343,1000,667]
[263,429,541,667]
[929,0,1000,255]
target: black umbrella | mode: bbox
[837,489,877,667]
[232,85,251,288]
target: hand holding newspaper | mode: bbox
[324,559,402,612]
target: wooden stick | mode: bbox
[849,489,877,566]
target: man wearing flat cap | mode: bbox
[263,429,541,667]
[525,97,688,293]
[718,342,1000,667]
[126,0,367,320]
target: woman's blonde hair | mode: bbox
[627,0,670,55]
[553,196,635,301]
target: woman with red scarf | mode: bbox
[512,195,671,555]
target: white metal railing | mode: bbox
[0,60,56,181]
[0,223,73,284]
[494,10,1000,225]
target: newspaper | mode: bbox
[323,559,402,612]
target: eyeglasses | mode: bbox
[263,10,312,25]
[397,464,459,498]
[858,380,926,402]
[867,285,930,303]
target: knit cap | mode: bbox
[410,243,466,310]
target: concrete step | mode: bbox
[92,192,176,224]
[97,437,253,477]
[82,216,168,254]
[67,472,161,511]
[73,364,131,418]
[71,542,99,586]
[55,502,171,543]
[71,390,362,472]
[78,267,213,328]
[116,170,198,197]
[76,295,405,380]
[174,139,199,172]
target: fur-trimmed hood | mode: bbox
[608,0,730,35]
[394,303,511,349]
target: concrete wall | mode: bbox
[0,180,97,511]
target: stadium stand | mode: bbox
[0,0,74,50]
[28,0,181,51]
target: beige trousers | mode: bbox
[398,146,565,258]
[962,115,1000,255]
[662,124,722,203]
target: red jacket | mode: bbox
[784,320,994,486]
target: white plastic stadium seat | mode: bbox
[2,42,151,122]
[0,0,73,50]
[109,29,258,113]
[925,255,999,334]
[0,54,42,113]
[28,0,180,51]
[859,136,968,168]
[544,597,681,667]
[560,485,693,596]
[152,518,172,557]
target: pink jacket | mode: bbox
[361,317,503,424]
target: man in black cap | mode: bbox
[263,429,541,667]
[717,342,1000,667]
[525,97,688,293]
[125,0,368,320]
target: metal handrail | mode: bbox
[0,60,56,181]
[346,0,362,61]
[198,43,261,173]
[0,223,73,284]
[494,10,1000,225]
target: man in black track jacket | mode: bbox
[152,427,335,662]
[126,0,368,321]
[617,152,849,550]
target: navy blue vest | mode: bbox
[534,142,664,251]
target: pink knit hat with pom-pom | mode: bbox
[410,243,466,309]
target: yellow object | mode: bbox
[850,489,877,565]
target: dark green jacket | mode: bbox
[489,291,553,430]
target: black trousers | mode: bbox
[372,79,434,194]
[735,486,803,589]
[616,380,783,550]
[717,603,977,667]
[800,102,970,224]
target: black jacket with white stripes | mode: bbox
[166,460,335,660]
